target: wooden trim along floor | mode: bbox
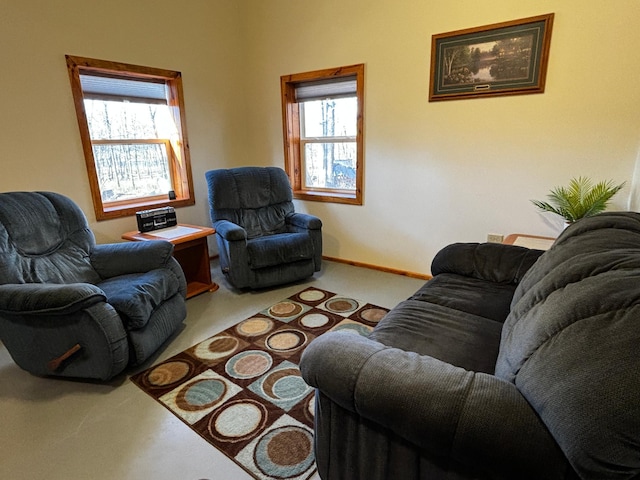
[208,254,432,281]
[322,255,432,280]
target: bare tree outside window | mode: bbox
[300,97,357,191]
[85,100,176,202]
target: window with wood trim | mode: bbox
[281,64,364,205]
[66,55,195,221]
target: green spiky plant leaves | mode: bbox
[531,177,625,224]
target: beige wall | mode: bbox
[2,1,639,275]
[0,0,246,243]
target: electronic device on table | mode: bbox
[136,206,177,232]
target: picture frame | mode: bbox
[429,13,554,101]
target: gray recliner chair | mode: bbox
[0,191,187,381]
[205,166,322,289]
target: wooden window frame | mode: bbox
[66,55,195,221]
[281,64,364,205]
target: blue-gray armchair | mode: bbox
[0,191,187,381]
[205,167,322,289]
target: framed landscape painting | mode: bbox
[429,13,554,101]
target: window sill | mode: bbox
[293,190,362,205]
[97,197,195,221]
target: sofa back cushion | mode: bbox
[206,167,295,239]
[0,192,100,285]
[495,212,640,479]
[431,242,544,285]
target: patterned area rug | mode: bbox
[130,287,389,480]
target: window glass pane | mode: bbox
[92,143,172,202]
[84,99,178,140]
[302,97,357,138]
[84,97,179,203]
[303,142,357,191]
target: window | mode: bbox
[66,55,194,220]
[281,64,364,205]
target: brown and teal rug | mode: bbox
[130,287,389,480]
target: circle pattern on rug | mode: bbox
[262,368,308,401]
[360,307,387,323]
[146,360,192,387]
[333,321,372,336]
[268,301,303,318]
[175,378,227,412]
[300,312,330,328]
[193,335,240,361]
[265,330,307,352]
[307,395,314,417]
[298,289,327,302]
[254,426,314,477]
[208,399,267,443]
[324,297,359,314]
[302,395,315,424]
[236,317,274,337]
[225,350,273,379]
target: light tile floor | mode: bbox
[0,260,426,480]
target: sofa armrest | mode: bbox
[90,241,174,278]
[214,220,247,242]
[431,242,544,284]
[0,284,129,380]
[286,212,322,230]
[286,213,323,271]
[300,332,569,478]
[0,283,105,315]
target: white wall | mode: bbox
[1,1,639,275]
[241,0,640,274]
[0,0,246,243]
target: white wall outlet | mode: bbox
[487,233,504,243]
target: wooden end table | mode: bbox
[122,224,219,299]
[503,233,555,251]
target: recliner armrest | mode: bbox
[286,213,322,230]
[90,241,174,278]
[0,283,105,315]
[431,242,544,284]
[300,332,569,479]
[214,220,247,242]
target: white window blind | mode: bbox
[294,76,357,102]
[79,74,168,104]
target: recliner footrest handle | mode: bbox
[47,343,82,372]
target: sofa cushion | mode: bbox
[370,299,503,374]
[495,213,640,479]
[247,233,314,269]
[409,274,517,323]
[97,269,180,330]
[238,205,290,239]
[432,242,544,285]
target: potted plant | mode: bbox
[531,176,625,226]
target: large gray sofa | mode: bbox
[300,212,640,479]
